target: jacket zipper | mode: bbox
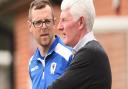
[37,55,47,79]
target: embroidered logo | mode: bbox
[50,62,57,74]
[31,66,39,72]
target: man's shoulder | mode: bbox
[28,49,39,65]
[29,55,35,66]
[54,42,72,61]
[84,40,104,51]
[76,40,106,57]
[80,40,108,58]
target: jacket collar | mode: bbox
[73,31,96,52]
[34,35,61,59]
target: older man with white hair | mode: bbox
[48,0,112,89]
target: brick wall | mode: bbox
[94,0,128,15]
[121,0,128,15]
[14,8,31,89]
[94,0,115,15]
[95,31,127,89]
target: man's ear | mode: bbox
[27,20,32,32]
[78,16,85,30]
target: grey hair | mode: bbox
[61,0,96,31]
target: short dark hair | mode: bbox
[28,0,54,21]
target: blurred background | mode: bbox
[0,0,128,89]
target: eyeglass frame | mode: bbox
[31,18,54,29]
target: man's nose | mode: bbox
[42,23,47,29]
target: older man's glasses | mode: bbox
[32,19,54,28]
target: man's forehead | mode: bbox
[60,10,72,18]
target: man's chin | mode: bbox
[41,44,49,47]
[64,41,74,47]
[40,42,49,47]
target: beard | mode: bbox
[38,35,54,48]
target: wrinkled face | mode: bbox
[58,9,80,47]
[29,5,55,47]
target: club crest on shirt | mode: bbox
[50,62,57,74]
